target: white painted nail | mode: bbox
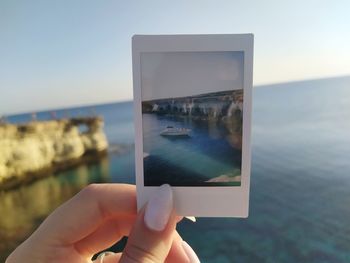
[182,241,200,263]
[185,216,197,222]
[144,184,173,231]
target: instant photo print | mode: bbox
[133,34,253,217]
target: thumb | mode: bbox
[120,184,177,263]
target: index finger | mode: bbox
[34,184,137,244]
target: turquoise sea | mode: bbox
[1,76,350,262]
[142,113,242,186]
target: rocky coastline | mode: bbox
[142,90,243,117]
[0,117,108,190]
[142,89,243,149]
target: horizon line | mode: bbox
[3,74,350,116]
[255,73,350,88]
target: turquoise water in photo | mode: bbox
[2,76,350,262]
[142,113,242,186]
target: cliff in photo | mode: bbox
[142,90,243,117]
[142,89,243,149]
[0,117,108,190]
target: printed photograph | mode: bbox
[141,51,244,186]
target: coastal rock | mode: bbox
[143,89,243,150]
[82,131,108,152]
[142,89,243,119]
[0,117,108,190]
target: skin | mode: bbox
[6,184,190,263]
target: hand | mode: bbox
[6,184,200,263]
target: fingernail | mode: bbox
[144,184,173,231]
[185,216,197,222]
[182,241,200,263]
[97,251,115,261]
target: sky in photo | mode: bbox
[1,0,350,114]
[141,52,243,101]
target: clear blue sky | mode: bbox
[1,0,349,114]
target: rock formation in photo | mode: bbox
[142,89,243,149]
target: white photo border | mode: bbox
[132,34,254,217]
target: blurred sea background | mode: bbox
[2,1,350,262]
[1,76,350,262]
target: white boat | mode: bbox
[160,126,191,137]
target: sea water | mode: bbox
[1,76,350,262]
[142,113,242,186]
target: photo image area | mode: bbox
[141,51,244,186]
